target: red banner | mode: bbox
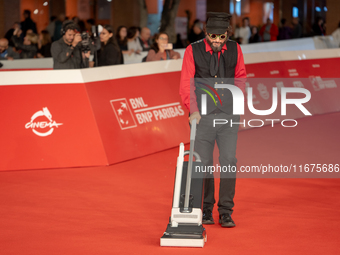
[0,56,339,171]
[84,72,189,164]
[0,84,107,171]
[0,70,190,171]
[243,58,340,124]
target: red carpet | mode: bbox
[1,112,340,255]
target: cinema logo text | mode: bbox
[25,107,63,137]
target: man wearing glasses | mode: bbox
[179,12,247,228]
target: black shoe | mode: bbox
[219,214,236,228]
[202,210,214,224]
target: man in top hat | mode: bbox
[179,12,247,227]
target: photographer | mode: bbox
[51,20,91,69]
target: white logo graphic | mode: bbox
[111,97,185,129]
[245,82,259,105]
[275,81,285,94]
[270,70,279,75]
[293,81,304,88]
[25,107,63,137]
[257,83,270,100]
[110,98,137,130]
[309,76,337,91]
[288,69,299,77]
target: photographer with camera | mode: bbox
[51,20,91,69]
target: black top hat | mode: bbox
[206,12,232,34]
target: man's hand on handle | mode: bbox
[189,111,201,125]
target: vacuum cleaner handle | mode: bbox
[190,118,197,142]
[183,118,197,211]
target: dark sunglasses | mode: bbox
[208,33,227,40]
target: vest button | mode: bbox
[215,75,217,78]
[215,82,217,84]
[222,94,224,96]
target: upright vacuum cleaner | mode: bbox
[160,119,207,247]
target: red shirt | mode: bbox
[259,24,279,42]
[179,39,247,113]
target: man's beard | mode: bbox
[63,36,73,45]
[206,35,227,52]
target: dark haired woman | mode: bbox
[37,30,52,58]
[127,26,142,54]
[146,32,180,61]
[249,26,260,43]
[116,26,133,56]
[97,25,123,66]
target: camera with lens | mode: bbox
[80,31,91,53]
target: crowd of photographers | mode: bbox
[2,10,340,70]
[0,10,183,69]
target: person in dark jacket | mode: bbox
[11,27,38,59]
[138,27,152,51]
[179,12,247,228]
[37,30,52,58]
[0,38,20,60]
[5,22,21,47]
[188,20,205,43]
[97,25,123,66]
[312,17,326,36]
[249,26,260,43]
[291,17,302,38]
[51,20,90,69]
[278,18,292,40]
[20,10,37,37]
[53,14,66,42]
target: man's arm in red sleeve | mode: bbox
[234,43,247,98]
[179,44,199,114]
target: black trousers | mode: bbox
[194,112,240,216]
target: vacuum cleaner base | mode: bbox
[160,224,207,247]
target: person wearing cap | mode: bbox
[51,20,90,69]
[179,12,247,228]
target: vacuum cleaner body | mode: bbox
[160,119,207,247]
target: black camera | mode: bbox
[80,31,91,53]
